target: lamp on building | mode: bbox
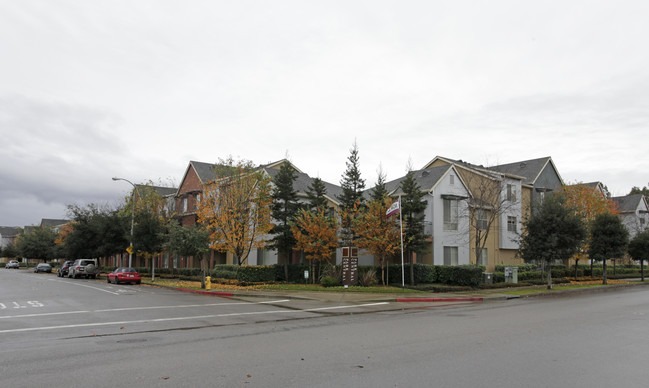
[112,177,136,268]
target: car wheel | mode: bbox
[136,281,141,285]
[106,276,110,283]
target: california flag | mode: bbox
[386,200,400,217]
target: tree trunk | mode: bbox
[602,260,608,285]
[590,259,594,277]
[547,263,552,290]
[574,258,579,280]
[613,259,616,276]
[541,261,545,281]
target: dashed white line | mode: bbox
[0,302,389,334]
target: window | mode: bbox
[444,246,458,266]
[181,197,188,213]
[507,216,517,232]
[443,199,458,230]
[478,248,488,266]
[507,184,517,202]
[477,209,489,230]
[193,193,201,210]
[449,174,455,185]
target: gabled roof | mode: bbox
[0,227,21,237]
[40,219,69,228]
[263,166,342,205]
[135,184,177,197]
[423,155,526,182]
[190,161,219,184]
[612,194,647,214]
[489,157,563,186]
[381,164,469,197]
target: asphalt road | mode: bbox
[2,269,649,387]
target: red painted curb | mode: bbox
[176,288,234,297]
[396,297,483,302]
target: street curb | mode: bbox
[396,297,483,302]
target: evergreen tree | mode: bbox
[520,195,586,289]
[400,170,427,285]
[589,213,629,285]
[269,163,300,280]
[306,177,328,211]
[337,141,366,245]
[370,167,388,202]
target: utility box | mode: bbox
[505,267,518,284]
[482,272,493,284]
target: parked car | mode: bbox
[34,263,52,273]
[5,260,20,269]
[57,261,72,277]
[107,267,141,285]
[68,259,100,279]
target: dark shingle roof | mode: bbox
[40,219,69,228]
[263,168,342,202]
[612,194,645,213]
[135,184,177,197]
[0,227,21,237]
[190,161,219,184]
[489,157,552,185]
[382,165,453,196]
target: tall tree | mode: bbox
[1,242,19,259]
[16,226,58,263]
[400,170,427,286]
[370,166,389,202]
[166,221,211,287]
[306,177,329,211]
[337,141,366,245]
[589,213,629,285]
[352,196,401,285]
[560,183,619,277]
[269,163,300,280]
[133,209,167,261]
[462,171,519,268]
[628,229,649,281]
[629,186,649,197]
[196,157,273,266]
[519,195,586,289]
[291,208,338,283]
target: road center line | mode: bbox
[0,300,290,320]
[0,302,389,334]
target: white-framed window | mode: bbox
[450,174,455,185]
[444,246,458,266]
[478,248,488,266]
[193,193,201,210]
[477,209,489,230]
[181,197,188,213]
[443,199,458,230]
[507,216,517,232]
[507,184,517,202]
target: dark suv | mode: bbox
[68,259,100,279]
[57,261,72,277]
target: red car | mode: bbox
[107,267,142,285]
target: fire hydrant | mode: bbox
[205,276,211,290]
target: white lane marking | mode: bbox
[0,300,290,320]
[47,278,121,295]
[0,302,389,334]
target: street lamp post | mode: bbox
[112,177,135,268]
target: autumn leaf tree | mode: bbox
[292,208,338,283]
[352,196,400,285]
[559,183,619,278]
[197,157,273,266]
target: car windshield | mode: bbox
[123,268,137,273]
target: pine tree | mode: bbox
[370,167,388,202]
[306,177,328,211]
[269,163,300,280]
[400,170,427,285]
[337,141,366,245]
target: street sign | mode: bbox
[126,245,133,255]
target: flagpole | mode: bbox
[399,195,405,289]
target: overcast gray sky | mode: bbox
[1,0,648,227]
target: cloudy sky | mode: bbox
[1,0,648,227]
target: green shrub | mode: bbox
[358,268,378,287]
[237,265,276,283]
[320,276,340,287]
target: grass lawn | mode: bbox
[142,278,423,293]
[499,281,639,295]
